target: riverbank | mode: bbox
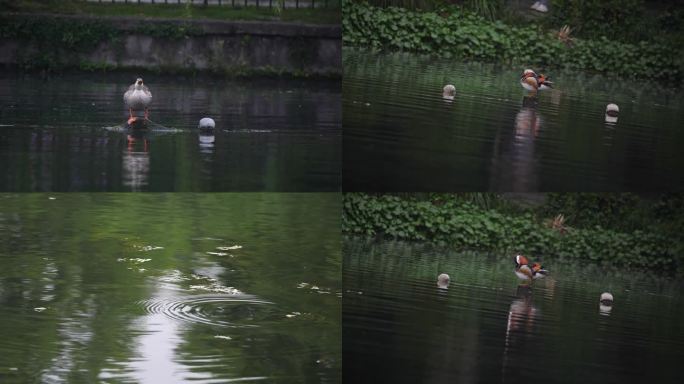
[342,1,682,84]
[342,193,684,274]
[0,13,341,77]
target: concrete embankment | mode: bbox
[0,13,341,77]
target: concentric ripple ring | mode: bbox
[139,294,273,327]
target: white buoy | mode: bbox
[437,273,450,288]
[605,103,619,115]
[442,84,456,100]
[198,117,215,129]
[605,104,619,124]
[600,292,614,305]
[599,293,614,315]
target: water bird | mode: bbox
[520,69,553,94]
[437,273,450,288]
[124,78,152,121]
[442,84,456,100]
[513,254,548,282]
[198,117,216,130]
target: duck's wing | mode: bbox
[142,84,152,97]
[523,76,539,89]
[123,83,135,101]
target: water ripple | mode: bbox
[139,295,273,328]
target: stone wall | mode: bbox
[0,13,341,76]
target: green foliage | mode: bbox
[342,193,684,272]
[463,0,503,22]
[363,0,444,11]
[0,16,120,71]
[542,193,684,235]
[0,16,120,52]
[135,22,203,39]
[342,1,683,83]
[548,0,683,46]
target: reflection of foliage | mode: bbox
[342,193,684,272]
[0,194,340,382]
[342,1,682,82]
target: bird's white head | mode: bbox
[135,78,144,89]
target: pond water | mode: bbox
[343,48,684,191]
[0,73,340,191]
[343,238,684,383]
[0,194,340,383]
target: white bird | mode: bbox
[198,117,216,129]
[124,78,152,120]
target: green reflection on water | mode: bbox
[343,48,684,191]
[0,194,340,383]
[344,238,684,383]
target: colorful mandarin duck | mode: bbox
[514,254,548,282]
[520,69,553,93]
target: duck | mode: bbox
[513,254,548,282]
[124,78,153,120]
[520,69,553,93]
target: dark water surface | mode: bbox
[0,73,340,191]
[0,194,340,383]
[343,48,684,191]
[343,238,684,383]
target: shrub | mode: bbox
[342,193,683,272]
[342,1,683,83]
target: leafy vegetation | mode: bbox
[342,1,683,83]
[548,0,683,46]
[342,193,684,273]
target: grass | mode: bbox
[0,1,341,24]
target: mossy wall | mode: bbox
[0,14,341,77]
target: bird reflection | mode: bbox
[489,98,541,191]
[516,97,541,137]
[122,131,150,191]
[502,285,538,382]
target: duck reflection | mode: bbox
[502,285,539,381]
[489,97,541,191]
[122,131,149,191]
[516,97,542,137]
